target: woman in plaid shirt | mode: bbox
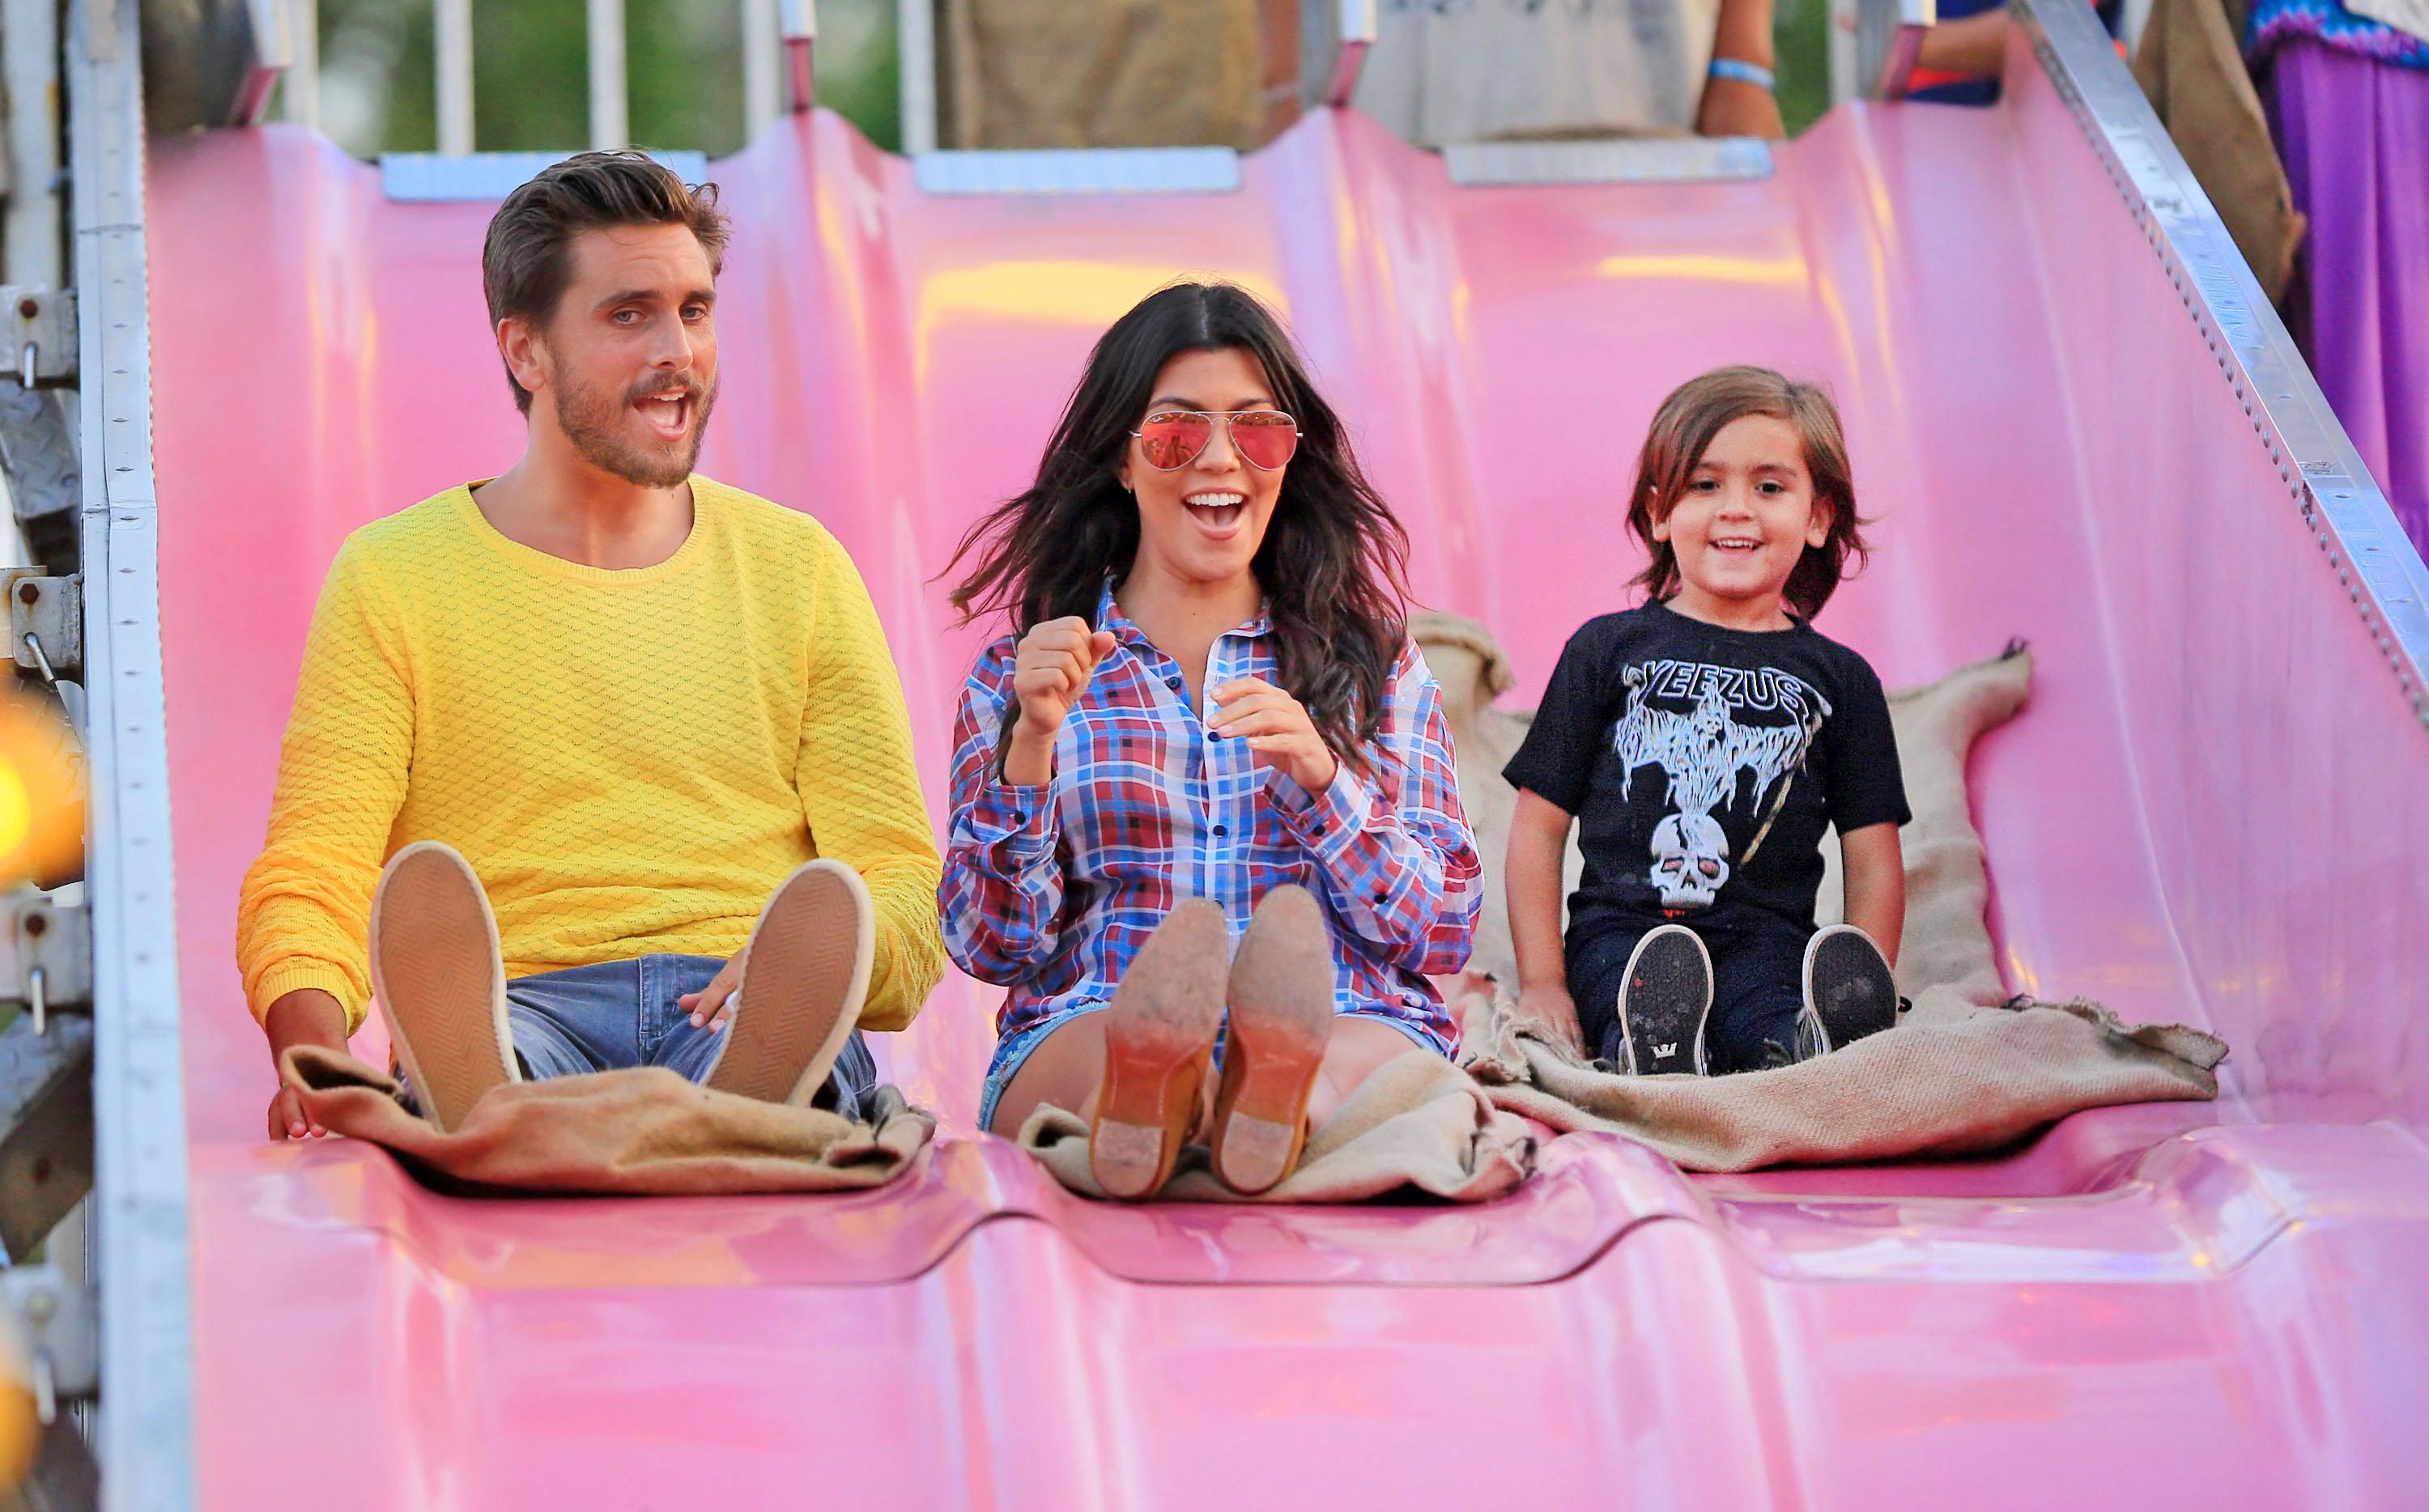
[940,283,1482,1200]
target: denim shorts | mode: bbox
[975,1003,1446,1133]
[400,953,877,1121]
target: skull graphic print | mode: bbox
[1611,659,1831,910]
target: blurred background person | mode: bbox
[1351,0,1789,142]
[2250,0,2428,554]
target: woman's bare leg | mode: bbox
[988,1012,1225,1140]
[995,1014,1423,1144]
[1305,1017,1428,1128]
[999,903,1229,1200]
[1207,886,1337,1192]
[988,1012,1106,1136]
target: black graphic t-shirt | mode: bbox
[1503,600,1910,956]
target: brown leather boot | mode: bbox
[1091,898,1228,1200]
[1210,886,1334,1195]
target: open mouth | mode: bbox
[636,389,692,443]
[1185,490,1247,533]
[1710,536,1765,557]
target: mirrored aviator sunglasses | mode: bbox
[1133,409,1300,471]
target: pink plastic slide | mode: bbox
[133,4,2427,1506]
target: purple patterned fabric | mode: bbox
[2265,38,2429,559]
[2249,0,2429,69]
[942,579,1482,1052]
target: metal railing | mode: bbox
[239,0,818,150]
[210,0,1976,155]
[2006,0,2429,724]
[66,1,198,1503]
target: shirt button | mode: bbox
[1165,676,1183,691]
[1212,823,1227,837]
[1209,729,1223,741]
[1010,809,1027,825]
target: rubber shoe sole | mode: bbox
[703,860,874,1106]
[1803,924,1899,1054]
[1092,899,1229,1200]
[1210,886,1334,1195]
[368,842,518,1134]
[1617,925,1712,1077]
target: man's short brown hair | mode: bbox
[481,150,733,414]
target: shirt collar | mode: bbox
[1096,575,1275,642]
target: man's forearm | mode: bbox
[264,988,351,1062]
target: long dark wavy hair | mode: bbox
[942,282,1414,771]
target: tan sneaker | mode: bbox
[1091,898,1228,1200]
[1209,886,1334,1195]
[368,842,519,1134]
[702,860,873,1106]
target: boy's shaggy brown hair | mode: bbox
[1626,365,1870,620]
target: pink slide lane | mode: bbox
[148,32,2428,1512]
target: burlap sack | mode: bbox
[1016,1048,1536,1203]
[280,1046,935,1196]
[1460,982,2224,1171]
[1414,612,2031,1004]
[1814,642,2031,1003]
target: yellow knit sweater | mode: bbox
[236,478,946,1034]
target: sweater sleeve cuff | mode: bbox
[966,780,1057,856]
[1268,762,1375,862]
[251,960,368,1034]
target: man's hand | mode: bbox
[1207,677,1339,795]
[679,952,745,1031]
[1695,75,1785,139]
[1513,981,1587,1060]
[263,987,351,1140]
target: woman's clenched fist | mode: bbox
[1002,616,1117,784]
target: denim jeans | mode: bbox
[405,953,877,1120]
[1569,920,1810,1076]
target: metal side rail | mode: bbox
[2010,0,2429,727]
[65,0,197,1506]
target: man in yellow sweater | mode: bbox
[238,151,946,1140]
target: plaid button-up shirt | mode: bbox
[941,581,1482,1051]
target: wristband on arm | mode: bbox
[1708,57,1777,91]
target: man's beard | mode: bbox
[551,364,720,488]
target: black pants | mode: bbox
[1569,919,1809,1075]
